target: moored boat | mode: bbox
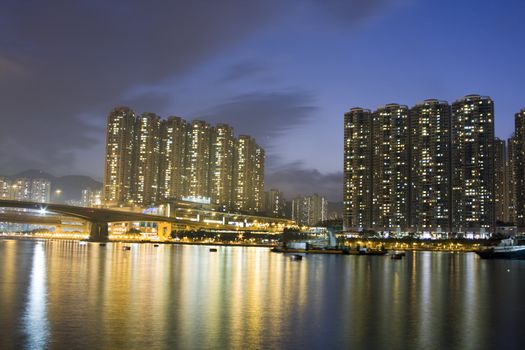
[391,253,404,260]
[475,238,525,260]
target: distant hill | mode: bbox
[2,169,102,202]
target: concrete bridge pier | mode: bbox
[89,222,109,242]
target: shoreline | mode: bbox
[0,235,486,252]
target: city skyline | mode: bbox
[343,95,525,234]
[103,106,265,213]
[1,0,525,203]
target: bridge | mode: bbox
[0,199,296,241]
[0,199,193,241]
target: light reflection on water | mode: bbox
[0,240,524,350]
[22,242,49,349]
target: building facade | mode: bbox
[513,109,525,227]
[410,100,451,234]
[103,106,135,205]
[0,177,50,202]
[132,112,161,206]
[210,124,235,209]
[158,116,190,201]
[494,138,507,223]
[0,177,10,199]
[371,104,410,232]
[292,194,328,226]
[102,107,265,212]
[30,179,51,203]
[187,120,212,199]
[344,95,500,235]
[264,189,285,217]
[343,108,372,230]
[507,135,517,224]
[233,135,265,213]
[451,95,495,234]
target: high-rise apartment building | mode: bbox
[513,109,525,227]
[11,178,32,201]
[233,135,265,213]
[253,145,265,212]
[103,106,135,205]
[30,179,51,203]
[343,108,373,231]
[494,138,507,223]
[210,124,235,208]
[132,112,160,205]
[344,95,500,235]
[158,116,190,201]
[451,95,495,234]
[81,188,102,207]
[0,177,10,199]
[102,107,265,212]
[410,100,451,234]
[264,189,285,217]
[187,120,212,198]
[292,194,328,226]
[507,135,517,224]
[371,104,410,232]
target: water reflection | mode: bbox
[0,240,524,350]
[23,242,49,349]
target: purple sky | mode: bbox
[1,0,524,201]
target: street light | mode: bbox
[54,189,62,203]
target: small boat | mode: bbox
[391,253,403,260]
[475,238,525,259]
[290,254,303,261]
[122,246,131,251]
[209,248,218,252]
[99,243,106,247]
[153,244,159,247]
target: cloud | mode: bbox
[0,0,395,176]
[266,161,343,202]
[197,90,317,146]
[0,0,277,174]
[222,61,270,82]
[309,0,398,24]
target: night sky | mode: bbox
[1,0,524,201]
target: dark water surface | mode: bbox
[1,239,524,350]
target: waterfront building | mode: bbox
[158,117,190,201]
[507,135,517,224]
[103,106,135,206]
[102,107,265,211]
[410,100,452,235]
[131,112,161,206]
[494,138,508,223]
[292,193,328,226]
[343,108,373,231]
[451,95,495,234]
[30,179,51,203]
[187,120,212,199]
[254,145,265,212]
[513,109,525,227]
[11,178,32,201]
[210,124,235,209]
[264,189,285,218]
[81,188,102,207]
[233,135,265,213]
[0,177,10,199]
[371,104,410,232]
